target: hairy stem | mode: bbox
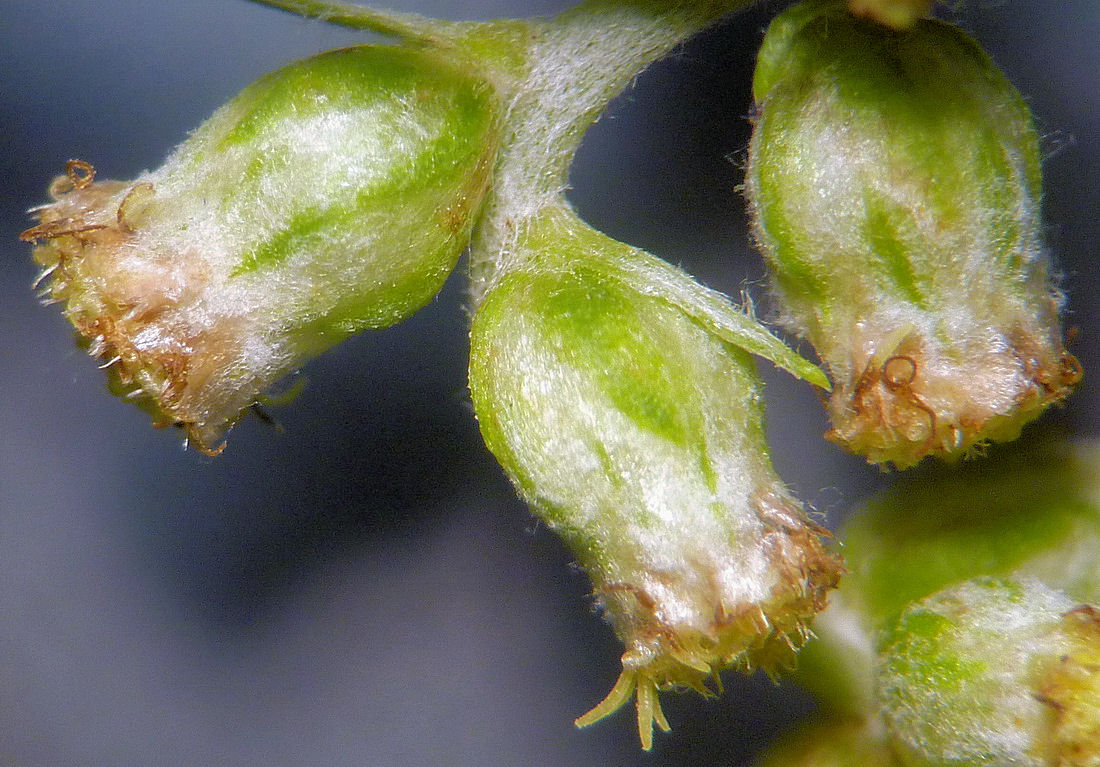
[466,0,753,300]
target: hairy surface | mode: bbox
[24,46,499,452]
[470,208,841,749]
[746,5,1080,467]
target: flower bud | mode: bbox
[23,44,499,453]
[468,208,843,749]
[877,577,1100,766]
[746,2,1080,468]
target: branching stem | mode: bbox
[466,0,752,300]
[243,0,756,303]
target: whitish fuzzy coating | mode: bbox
[465,0,759,299]
[877,577,1100,766]
[24,45,499,453]
[746,3,1080,468]
[469,207,842,749]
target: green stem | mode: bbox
[240,1,536,106]
[466,0,753,300]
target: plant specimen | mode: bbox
[18,0,1097,762]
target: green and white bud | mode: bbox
[23,44,499,453]
[746,2,1080,468]
[877,577,1100,767]
[468,206,842,750]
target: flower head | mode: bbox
[469,208,842,748]
[878,577,1100,766]
[24,45,499,453]
[746,2,1080,467]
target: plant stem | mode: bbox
[466,0,753,300]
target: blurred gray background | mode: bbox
[1,1,1096,764]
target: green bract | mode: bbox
[746,1,1080,468]
[877,577,1100,767]
[468,206,842,750]
[23,44,499,453]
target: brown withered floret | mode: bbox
[22,161,239,455]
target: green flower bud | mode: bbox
[877,577,1100,766]
[746,2,1081,468]
[468,207,843,750]
[23,44,499,453]
[795,436,1100,713]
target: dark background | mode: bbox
[1,1,1096,765]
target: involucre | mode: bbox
[877,577,1100,766]
[745,1,1080,468]
[468,208,842,749]
[24,44,500,453]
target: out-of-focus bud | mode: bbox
[746,2,1080,468]
[844,435,1100,627]
[877,577,1100,766]
[795,435,1100,713]
[468,207,843,750]
[753,714,901,767]
[847,0,931,30]
[23,44,499,453]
